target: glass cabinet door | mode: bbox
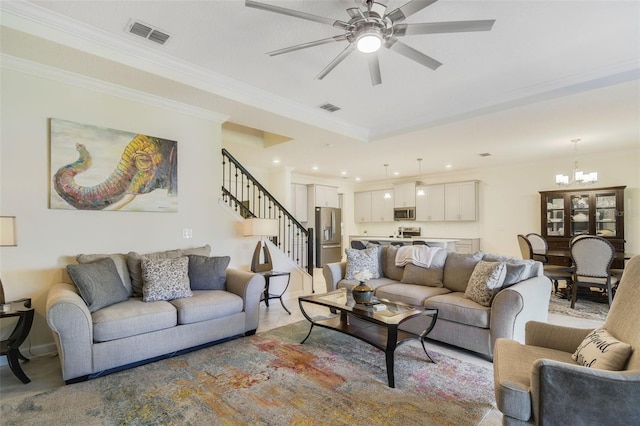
[546,195,565,237]
[570,194,590,237]
[595,193,617,237]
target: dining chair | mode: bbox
[525,232,549,263]
[570,235,619,308]
[350,240,367,250]
[518,234,572,293]
[412,240,429,246]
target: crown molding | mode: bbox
[1,54,230,123]
[0,1,369,141]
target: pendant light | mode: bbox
[416,158,425,196]
[555,139,598,185]
[383,164,391,199]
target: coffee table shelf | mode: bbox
[299,289,438,388]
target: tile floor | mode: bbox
[0,271,603,425]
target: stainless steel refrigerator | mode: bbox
[315,207,342,267]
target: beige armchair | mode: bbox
[493,255,640,425]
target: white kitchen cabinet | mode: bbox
[354,191,372,223]
[445,181,479,221]
[371,189,394,222]
[455,238,481,253]
[416,184,445,221]
[394,182,416,207]
[312,185,339,208]
[291,183,308,222]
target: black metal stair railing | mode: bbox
[221,148,314,277]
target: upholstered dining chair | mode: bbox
[493,255,640,425]
[570,235,619,308]
[350,240,367,250]
[525,233,549,263]
[517,234,572,293]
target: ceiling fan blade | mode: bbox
[267,35,348,56]
[316,44,356,80]
[385,38,442,70]
[395,20,495,36]
[346,7,364,19]
[246,0,350,30]
[386,0,438,24]
[367,54,382,86]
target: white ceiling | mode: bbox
[2,0,639,183]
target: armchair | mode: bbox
[493,255,640,425]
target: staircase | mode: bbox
[221,149,314,277]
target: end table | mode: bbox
[258,271,291,315]
[1,298,34,383]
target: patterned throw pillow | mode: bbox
[572,328,632,370]
[142,256,192,302]
[464,261,507,307]
[345,246,380,280]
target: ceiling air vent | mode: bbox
[479,152,492,157]
[319,103,341,113]
[126,20,171,45]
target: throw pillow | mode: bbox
[382,245,404,281]
[400,250,447,287]
[345,246,380,280]
[464,261,507,307]
[572,328,632,370]
[501,263,529,287]
[483,253,538,281]
[67,257,129,313]
[188,255,230,290]
[142,256,192,302]
[77,253,132,295]
[127,249,183,296]
[443,251,484,292]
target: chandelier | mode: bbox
[555,139,598,185]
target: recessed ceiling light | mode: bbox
[445,164,452,168]
[312,166,319,170]
[355,177,361,181]
[341,171,347,175]
[272,159,280,164]
[393,171,400,176]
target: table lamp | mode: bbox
[0,216,17,305]
[243,218,278,272]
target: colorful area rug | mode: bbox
[548,291,609,322]
[1,321,495,425]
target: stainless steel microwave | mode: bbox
[393,207,415,221]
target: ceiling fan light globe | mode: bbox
[357,33,382,53]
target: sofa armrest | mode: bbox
[525,321,593,353]
[225,268,265,333]
[532,359,640,424]
[323,262,346,292]
[490,276,552,350]
[46,283,94,382]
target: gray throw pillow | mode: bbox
[188,255,230,290]
[142,256,192,302]
[443,251,484,292]
[67,257,129,313]
[77,253,132,296]
[382,245,404,281]
[400,249,447,287]
[502,263,528,287]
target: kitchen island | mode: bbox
[349,236,459,251]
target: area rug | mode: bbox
[548,291,609,322]
[1,321,495,426]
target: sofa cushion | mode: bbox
[338,277,397,291]
[67,257,130,313]
[188,255,230,290]
[483,253,539,283]
[443,251,484,292]
[382,245,404,281]
[494,339,576,422]
[142,256,193,302]
[127,245,211,296]
[400,249,448,287]
[572,328,632,371]
[375,283,451,306]
[92,298,177,342]
[464,261,507,307]
[169,290,244,325]
[425,292,491,328]
[345,246,380,279]
[76,253,132,295]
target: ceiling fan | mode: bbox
[245,0,495,86]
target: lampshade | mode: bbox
[243,218,278,237]
[0,216,17,246]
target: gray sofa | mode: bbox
[46,245,264,383]
[323,245,552,358]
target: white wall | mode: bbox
[0,67,258,354]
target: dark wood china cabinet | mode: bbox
[539,186,625,268]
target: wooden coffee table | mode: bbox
[298,289,438,388]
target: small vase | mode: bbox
[352,281,373,304]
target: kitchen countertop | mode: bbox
[350,236,460,243]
